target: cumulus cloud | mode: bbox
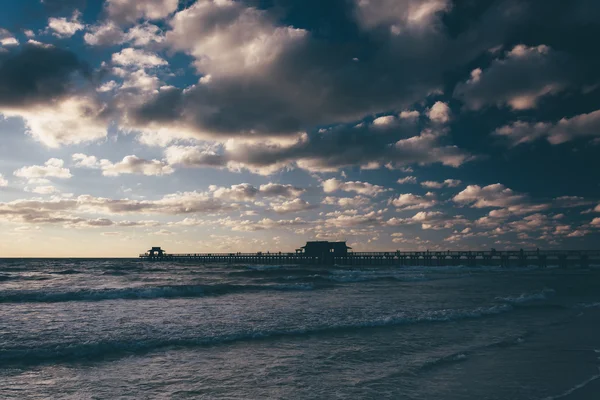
[84,22,126,46]
[47,11,85,38]
[125,0,495,150]
[101,155,174,177]
[421,179,461,189]
[14,159,72,180]
[322,178,388,196]
[112,48,167,68]
[0,45,108,147]
[390,193,436,210]
[322,196,371,208]
[453,184,526,208]
[0,173,7,187]
[494,109,600,145]
[454,44,573,110]
[270,199,318,214]
[0,28,19,46]
[325,211,383,228]
[106,0,179,24]
[354,0,451,32]
[159,123,471,175]
[427,101,451,123]
[208,183,305,202]
[397,176,417,184]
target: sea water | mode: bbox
[1,259,599,399]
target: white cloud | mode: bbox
[372,115,396,126]
[454,44,571,110]
[0,28,19,46]
[166,0,307,76]
[106,0,179,23]
[421,179,461,189]
[14,159,72,180]
[399,110,420,120]
[112,48,167,68]
[101,156,174,177]
[48,11,85,38]
[397,176,417,184]
[494,109,600,145]
[0,96,108,147]
[390,193,436,210]
[453,184,527,208]
[322,178,388,196]
[270,199,318,214]
[28,185,60,195]
[325,211,383,227]
[72,154,99,168]
[354,0,451,32]
[126,22,165,46]
[84,22,126,46]
[0,174,7,187]
[427,101,451,123]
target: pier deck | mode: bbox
[140,250,600,267]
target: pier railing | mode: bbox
[139,250,600,267]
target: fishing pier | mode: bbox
[140,242,600,267]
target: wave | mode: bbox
[1,304,513,366]
[52,269,82,275]
[576,302,600,309]
[496,288,555,304]
[0,283,315,303]
[542,366,600,400]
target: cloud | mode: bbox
[72,153,173,176]
[270,199,318,214]
[0,45,108,147]
[0,28,19,46]
[84,22,126,46]
[322,178,388,196]
[160,122,471,175]
[208,183,305,202]
[494,109,600,145]
[259,183,305,198]
[399,110,420,120]
[100,155,174,177]
[0,174,7,187]
[390,193,436,210]
[322,196,371,208]
[27,185,60,195]
[126,0,495,149]
[453,184,527,208]
[397,176,417,184]
[427,101,451,123]
[421,179,461,189]
[0,45,90,108]
[454,44,573,110]
[325,211,383,228]
[166,0,307,77]
[106,0,179,24]
[354,0,451,32]
[112,48,167,68]
[14,159,72,180]
[47,11,85,38]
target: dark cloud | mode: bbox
[0,44,90,108]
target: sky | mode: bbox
[0,0,599,257]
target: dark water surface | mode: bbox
[1,259,599,399]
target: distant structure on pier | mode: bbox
[296,241,351,257]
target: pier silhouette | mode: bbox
[140,242,600,267]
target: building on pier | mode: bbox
[145,247,167,258]
[296,241,351,257]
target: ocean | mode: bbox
[1,259,599,399]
